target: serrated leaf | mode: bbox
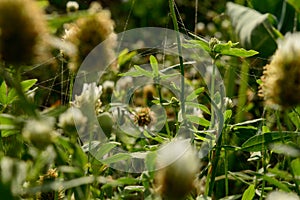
[101,153,131,165]
[186,87,205,101]
[150,55,159,77]
[241,184,255,200]
[241,131,299,152]
[186,115,210,127]
[226,2,281,57]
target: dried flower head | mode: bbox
[155,139,199,200]
[0,0,48,65]
[38,168,64,200]
[64,9,116,72]
[259,33,300,108]
[134,107,153,127]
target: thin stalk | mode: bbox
[210,59,217,129]
[224,127,229,196]
[156,84,171,138]
[224,58,237,98]
[235,60,249,123]
[169,0,186,120]
[204,92,224,196]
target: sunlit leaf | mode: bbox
[101,153,131,165]
[150,55,159,77]
[186,87,205,101]
[186,115,210,127]
[241,184,255,200]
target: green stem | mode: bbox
[235,60,249,123]
[224,58,237,98]
[156,84,171,138]
[210,59,217,129]
[169,0,186,120]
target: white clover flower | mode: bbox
[58,107,87,133]
[266,191,299,200]
[22,117,56,149]
[66,1,79,13]
[73,82,102,108]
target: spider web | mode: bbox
[28,0,268,124]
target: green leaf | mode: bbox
[0,81,8,105]
[7,79,37,104]
[186,87,205,101]
[213,42,258,57]
[262,175,291,192]
[94,142,120,159]
[186,102,211,115]
[101,153,131,165]
[119,65,153,78]
[0,114,19,134]
[241,131,299,152]
[150,55,159,77]
[145,151,156,172]
[186,115,210,127]
[241,184,255,200]
[186,32,210,53]
[291,158,300,185]
[226,2,281,58]
[287,0,300,12]
[118,49,137,67]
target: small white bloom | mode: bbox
[66,1,79,13]
[266,191,299,200]
[58,107,87,131]
[22,117,56,148]
[73,82,102,108]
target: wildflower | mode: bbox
[134,107,153,127]
[66,1,79,13]
[64,9,116,72]
[266,191,299,200]
[155,139,199,200]
[22,117,56,149]
[37,168,64,200]
[259,33,300,108]
[58,107,87,134]
[0,0,48,65]
[73,82,102,108]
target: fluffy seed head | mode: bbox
[0,0,48,65]
[259,33,300,108]
[64,9,116,72]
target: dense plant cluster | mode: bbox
[0,0,299,200]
